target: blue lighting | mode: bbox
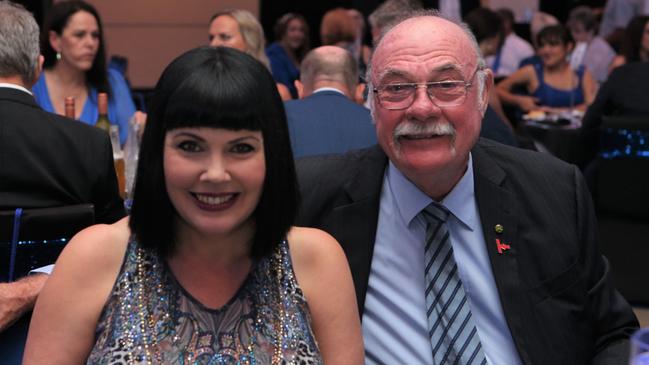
[599,128,649,159]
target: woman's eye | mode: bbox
[230,143,254,154]
[177,140,201,152]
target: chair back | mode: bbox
[0,204,95,282]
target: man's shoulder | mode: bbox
[474,138,574,176]
[41,110,108,143]
[296,145,385,185]
[287,91,368,112]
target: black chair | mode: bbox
[596,116,649,305]
[0,204,94,364]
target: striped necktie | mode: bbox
[422,203,486,365]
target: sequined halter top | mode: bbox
[87,239,322,364]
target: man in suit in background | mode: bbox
[285,45,376,158]
[0,1,124,332]
[296,10,638,364]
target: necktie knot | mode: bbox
[422,202,450,224]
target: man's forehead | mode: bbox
[372,17,474,77]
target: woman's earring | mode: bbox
[56,52,61,60]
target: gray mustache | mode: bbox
[393,121,456,138]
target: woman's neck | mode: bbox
[48,61,87,87]
[171,218,255,266]
[545,61,570,73]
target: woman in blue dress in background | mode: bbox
[266,13,310,99]
[24,46,363,364]
[497,25,597,114]
[32,1,135,144]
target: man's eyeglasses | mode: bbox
[372,67,481,110]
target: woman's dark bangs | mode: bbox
[162,61,265,131]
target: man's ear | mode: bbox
[355,83,366,105]
[295,79,304,99]
[480,68,494,113]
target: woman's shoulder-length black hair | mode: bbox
[41,0,110,96]
[129,46,298,258]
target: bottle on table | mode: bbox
[64,96,75,119]
[95,92,111,132]
[96,92,126,197]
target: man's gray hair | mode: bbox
[0,1,40,84]
[366,9,488,112]
[300,47,358,93]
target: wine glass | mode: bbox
[631,328,649,365]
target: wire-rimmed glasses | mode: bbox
[372,67,481,110]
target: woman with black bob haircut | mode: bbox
[24,46,363,364]
[130,46,293,258]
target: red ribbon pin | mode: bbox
[496,239,510,254]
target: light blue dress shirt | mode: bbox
[362,155,522,365]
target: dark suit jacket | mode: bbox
[0,87,124,223]
[285,90,377,158]
[296,139,638,364]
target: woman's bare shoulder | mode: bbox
[53,217,131,276]
[286,226,345,268]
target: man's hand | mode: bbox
[0,274,48,332]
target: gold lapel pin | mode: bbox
[494,224,504,234]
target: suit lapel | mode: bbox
[330,146,387,313]
[472,142,534,365]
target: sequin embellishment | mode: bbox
[87,239,322,364]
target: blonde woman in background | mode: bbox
[209,9,292,100]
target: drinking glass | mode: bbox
[631,328,649,365]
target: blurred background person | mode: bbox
[266,13,310,99]
[320,8,357,50]
[609,15,649,70]
[368,0,422,46]
[464,7,514,129]
[567,6,616,84]
[285,46,376,158]
[488,8,534,79]
[24,46,363,364]
[598,0,647,53]
[497,25,596,113]
[519,11,560,68]
[346,8,372,76]
[208,9,292,100]
[32,0,136,144]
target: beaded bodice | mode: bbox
[87,239,322,364]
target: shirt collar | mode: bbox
[388,153,477,230]
[313,87,345,95]
[0,83,32,95]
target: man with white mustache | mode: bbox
[296,10,638,365]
